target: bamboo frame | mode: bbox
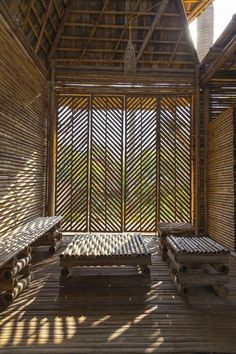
[48,61,57,216]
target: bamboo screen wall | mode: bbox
[56,95,192,233]
[208,107,236,250]
[0,16,48,236]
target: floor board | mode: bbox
[1,236,236,353]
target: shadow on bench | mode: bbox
[0,216,63,304]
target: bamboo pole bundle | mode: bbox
[1,258,17,268]
[0,278,18,291]
[170,271,188,296]
[176,272,228,287]
[167,250,188,273]
[0,255,32,279]
[3,273,34,303]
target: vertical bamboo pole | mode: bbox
[48,61,56,216]
[195,65,201,236]
[203,86,209,235]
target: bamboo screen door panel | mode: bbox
[125,97,158,232]
[90,97,123,232]
[159,97,192,222]
[56,96,89,231]
[56,94,192,232]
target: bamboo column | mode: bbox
[194,65,201,236]
[203,86,209,235]
[48,61,57,216]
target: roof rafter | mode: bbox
[48,0,74,62]
[186,0,213,22]
[108,0,141,64]
[0,1,47,77]
[201,34,236,85]
[172,0,199,67]
[80,0,110,62]
[136,0,169,64]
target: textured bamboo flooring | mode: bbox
[1,236,236,354]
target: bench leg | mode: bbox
[213,284,228,298]
[140,265,151,276]
[61,267,69,278]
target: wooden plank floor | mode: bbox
[1,236,236,354]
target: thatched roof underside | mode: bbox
[201,14,236,85]
[1,0,213,76]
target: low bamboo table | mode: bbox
[166,236,230,297]
[60,233,152,280]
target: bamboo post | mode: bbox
[194,65,201,236]
[47,60,57,216]
[203,86,209,235]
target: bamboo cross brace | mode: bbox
[136,0,169,64]
[35,0,53,53]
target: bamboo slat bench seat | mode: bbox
[166,235,230,297]
[158,222,195,261]
[60,233,152,282]
[0,216,63,303]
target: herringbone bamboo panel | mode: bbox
[125,97,158,232]
[56,94,192,233]
[56,96,89,231]
[90,96,123,232]
[159,96,191,223]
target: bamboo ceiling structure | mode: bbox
[1,0,212,78]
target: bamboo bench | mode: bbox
[60,233,152,284]
[0,216,63,303]
[158,222,195,261]
[166,235,230,297]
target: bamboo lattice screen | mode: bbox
[56,95,192,233]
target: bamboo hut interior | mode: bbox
[0,0,236,353]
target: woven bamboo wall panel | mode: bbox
[56,96,89,231]
[125,97,158,232]
[0,17,48,236]
[56,94,192,232]
[159,96,192,223]
[90,97,123,232]
[209,84,236,121]
[208,107,235,250]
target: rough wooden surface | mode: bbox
[1,236,236,353]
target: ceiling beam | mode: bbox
[136,0,169,64]
[80,0,109,62]
[48,0,74,62]
[201,34,236,85]
[35,0,53,53]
